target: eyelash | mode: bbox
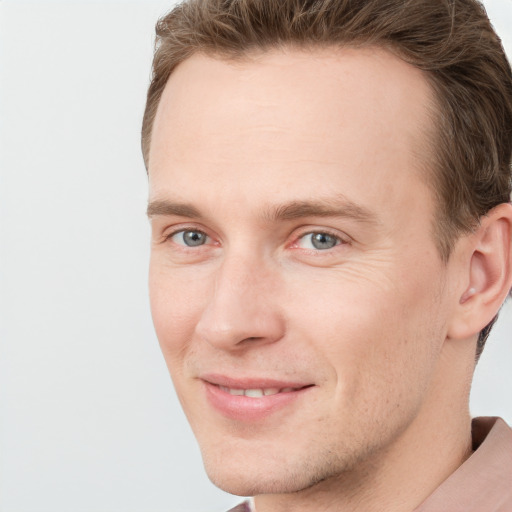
[290,229,348,252]
[162,227,350,253]
[163,227,210,245]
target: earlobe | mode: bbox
[448,203,512,340]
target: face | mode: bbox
[148,48,457,496]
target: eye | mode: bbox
[170,229,209,247]
[297,232,341,250]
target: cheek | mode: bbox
[148,262,209,360]
[285,263,445,395]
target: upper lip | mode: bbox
[200,373,313,390]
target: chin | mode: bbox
[202,454,277,496]
[206,469,307,497]
[201,447,346,497]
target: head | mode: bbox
[143,0,512,502]
[143,0,512,358]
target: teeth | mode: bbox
[218,386,295,397]
[244,389,264,398]
[219,386,244,395]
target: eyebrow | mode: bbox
[147,197,379,225]
[147,200,202,219]
[266,198,379,224]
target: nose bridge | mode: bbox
[195,247,283,349]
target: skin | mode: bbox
[146,48,507,512]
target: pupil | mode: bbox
[312,233,336,250]
[184,231,205,247]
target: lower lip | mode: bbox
[204,382,312,422]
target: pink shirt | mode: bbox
[228,417,512,512]
[414,417,512,511]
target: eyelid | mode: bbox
[289,227,351,252]
[165,227,208,239]
[157,223,350,251]
[172,229,210,246]
[161,224,215,246]
[293,227,350,242]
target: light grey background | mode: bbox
[0,1,511,511]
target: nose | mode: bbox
[195,253,285,350]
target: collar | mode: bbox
[414,417,512,512]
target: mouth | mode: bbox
[217,385,309,397]
[200,374,314,421]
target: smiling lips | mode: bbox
[218,386,303,397]
[202,375,314,421]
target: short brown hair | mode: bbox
[142,0,512,356]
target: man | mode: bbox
[142,0,512,510]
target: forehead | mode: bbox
[148,47,435,223]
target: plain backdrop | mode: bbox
[0,1,511,511]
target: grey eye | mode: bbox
[298,232,340,250]
[311,233,338,250]
[172,230,208,247]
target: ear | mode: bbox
[447,203,512,340]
